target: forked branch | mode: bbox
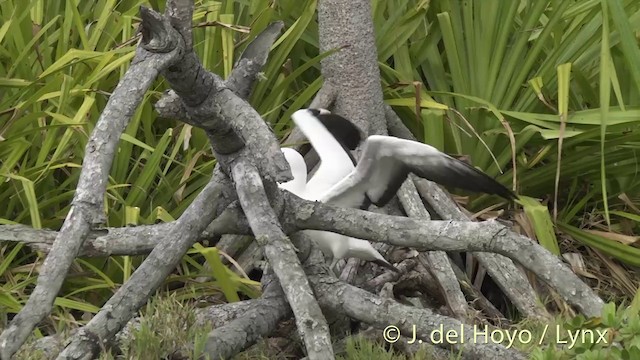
[0,7,185,359]
[231,160,334,360]
[397,180,468,319]
[386,106,551,320]
[290,196,604,317]
[57,171,232,359]
[308,272,526,359]
[199,268,292,359]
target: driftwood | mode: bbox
[0,7,188,359]
[387,108,552,321]
[198,267,293,359]
[0,0,604,359]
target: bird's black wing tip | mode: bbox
[495,186,517,202]
[493,183,518,202]
[452,158,518,202]
[310,110,362,150]
[374,259,401,273]
[360,195,373,210]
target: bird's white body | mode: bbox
[279,110,395,271]
[280,110,354,198]
[278,108,514,273]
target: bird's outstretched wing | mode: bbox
[291,109,356,198]
[321,135,516,208]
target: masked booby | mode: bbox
[279,108,516,274]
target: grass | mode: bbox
[1,0,639,358]
[13,294,212,360]
[12,291,640,359]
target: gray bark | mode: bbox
[445,261,508,323]
[412,176,551,320]
[56,171,231,359]
[198,268,292,359]
[1,0,604,359]
[387,107,551,321]
[227,21,285,99]
[317,0,386,135]
[57,4,292,359]
[364,259,418,292]
[230,160,333,360]
[233,242,264,276]
[308,273,526,359]
[0,8,186,359]
[288,195,604,318]
[0,210,249,258]
[315,0,472,326]
[4,192,602,320]
[397,180,468,320]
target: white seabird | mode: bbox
[279,109,400,272]
[280,109,356,198]
[279,108,516,273]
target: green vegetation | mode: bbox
[530,293,640,359]
[1,0,639,358]
[13,292,640,359]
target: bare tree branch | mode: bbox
[397,180,468,319]
[164,65,247,155]
[1,16,304,356]
[199,267,292,358]
[227,21,285,99]
[1,0,602,357]
[233,242,263,276]
[0,8,186,359]
[289,196,604,317]
[394,262,448,307]
[363,259,418,291]
[154,20,285,119]
[6,190,599,322]
[157,70,291,182]
[152,22,306,356]
[197,297,290,329]
[196,267,284,326]
[313,4,485,328]
[154,7,287,174]
[386,108,551,320]
[230,159,334,360]
[308,273,526,359]
[165,0,194,50]
[148,17,339,351]
[3,193,603,321]
[413,175,551,320]
[446,260,509,323]
[4,189,596,359]
[0,224,164,257]
[0,206,249,258]
[56,170,232,359]
[215,234,253,263]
